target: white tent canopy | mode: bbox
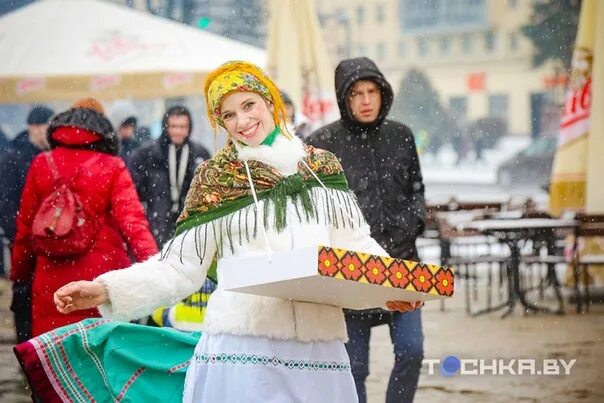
[0,0,266,103]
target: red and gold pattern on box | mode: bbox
[317,246,454,297]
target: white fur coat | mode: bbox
[96,135,386,342]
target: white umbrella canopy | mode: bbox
[266,0,338,128]
[0,0,266,103]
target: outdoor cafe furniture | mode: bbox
[425,198,509,237]
[437,209,509,315]
[457,218,578,317]
[571,214,604,313]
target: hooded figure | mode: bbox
[128,106,211,245]
[308,57,425,261]
[10,99,158,337]
[307,57,426,403]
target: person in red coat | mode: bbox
[10,98,158,337]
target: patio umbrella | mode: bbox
[549,0,604,215]
[549,0,604,283]
[0,0,266,103]
[266,0,338,128]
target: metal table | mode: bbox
[457,218,578,317]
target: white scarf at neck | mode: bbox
[168,143,189,212]
[235,134,306,176]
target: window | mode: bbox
[377,42,386,61]
[509,32,518,51]
[398,41,406,58]
[417,37,428,57]
[440,37,450,55]
[488,94,508,123]
[376,4,385,23]
[484,30,496,52]
[356,6,364,25]
[461,34,473,54]
[449,97,468,126]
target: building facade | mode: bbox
[108,0,266,48]
[317,0,566,137]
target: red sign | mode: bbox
[163,73,193,90]
[302,91,335,123]
[466,73,486,92]
[543,74,569,89]
[90,75,121,92]
[88,32,163,63]
[16,78,45,95]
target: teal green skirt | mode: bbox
[14,318,200,402]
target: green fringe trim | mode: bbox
[174,172,348,236]
[160,172,357,285]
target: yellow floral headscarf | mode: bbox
[204,60,289,133]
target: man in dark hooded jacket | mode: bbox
[307,57,425,403]
[128,105,211,246]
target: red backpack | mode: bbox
[31,153,101,258]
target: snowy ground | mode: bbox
[367,288,604,403]
[2,277,602,403]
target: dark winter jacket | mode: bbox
[120,137,141,162]
[0,131,44,241]
[307,57,426,260]
[128,126,211,246]
[0,128,9,152]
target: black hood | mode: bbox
[158,105,193,157]
[47,107,120,155]
[334,57,393,132]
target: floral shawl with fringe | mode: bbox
[163,141,363,282]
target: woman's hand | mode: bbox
[385,300,423,313]
[53,281,109,314]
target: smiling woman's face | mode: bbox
[220,91,275,146]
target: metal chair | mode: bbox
[571,214,604,313]
[437,206,509,315]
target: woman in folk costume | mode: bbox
[15,61,420,402]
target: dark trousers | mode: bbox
[345,309,424,403]
[10,282,32,344]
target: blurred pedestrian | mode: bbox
[0,127,11,277]
[9,98,158,337]
[307,57,426,403]
[128,106,213,331]
[473,126,486,163]
[282,91,312,139]
[109,100,141,162]
[452,127,471,165]
[128,105,211,245]
[0,105,54,342]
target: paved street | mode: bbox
[2,276,603,402]
[0,279,30,403]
